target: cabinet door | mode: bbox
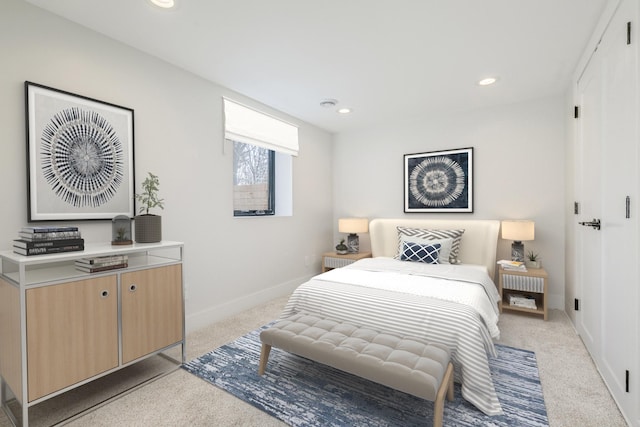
[26,276,118,402]
[121,264,183,364]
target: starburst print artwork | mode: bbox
[404,148,473,212]
[26,82,134,221]
[40,107,124,208]
[409,156,465,207]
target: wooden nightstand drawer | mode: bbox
[502,274,545,293]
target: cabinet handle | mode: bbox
[129,284,137,292]
[100,290,109,298]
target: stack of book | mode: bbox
[508,294,537,309]
[497,259,527,272]
[75,255,128,273]
[13,226,84,256]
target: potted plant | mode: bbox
[112,226,131,245]
[335,239,348,255]
[134,172,164,243]
[111,215,133,245]
[525,250,541,269]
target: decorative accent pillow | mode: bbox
[396,227,465,264]
[399,236,453,264]
[399,242,441,264]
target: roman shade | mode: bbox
[223,98,299,156]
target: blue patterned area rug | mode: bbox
[183,325,548,426]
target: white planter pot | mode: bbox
[525,260,541,269]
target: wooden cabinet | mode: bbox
[0,241,184,427]
[121,264,183,364]
[26,276,118,401]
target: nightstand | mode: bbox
[498,266,548,320]
[322,251,372,272]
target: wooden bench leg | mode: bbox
[258,343,271,375]
[432,362,454,427]
[446,362,454,402]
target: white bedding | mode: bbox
[281,257,503,416]
[338,257,501,340]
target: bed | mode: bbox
[280,218,503,416]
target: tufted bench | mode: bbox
[258,313,454,427]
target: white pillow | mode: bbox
[398,236,453,264]
[395,227,465,264]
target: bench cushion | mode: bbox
[260,313,451,401]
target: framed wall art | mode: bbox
[404,147,473,213]
[25,81,135,221]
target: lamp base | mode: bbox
[511,241,524,262]
[347,233,360,253]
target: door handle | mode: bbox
[579,218,601,230]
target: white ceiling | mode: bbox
[24,0,608,134]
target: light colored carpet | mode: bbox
[0,296,628,427]
[184,330,548,426]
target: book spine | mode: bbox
[22,226,79,233]
[76,255,128,265]
[19,231,82,241]
[75,263,128,273]
[75,259,127,268]
[510,302,537,309]
[13,238,85,249]
[13,245,84,256]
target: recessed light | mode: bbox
[149,0,175,8]
[478,77,498,86]
[337,107,353,114]
[320,99,338,108]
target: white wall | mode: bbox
[0,0,334,331]
[0,0,571,325]
[333,96,567,309]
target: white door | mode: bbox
[599,0,638,417]
[576,0,638,422]
[576,50,603,360]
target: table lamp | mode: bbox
[338,218,368,253]
[501,220,535,262]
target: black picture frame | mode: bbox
[25,81,135,221]
[404,147,473,213]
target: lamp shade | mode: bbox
[338,218,369,234]
[501,220,535,241]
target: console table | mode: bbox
[0,241,185,426]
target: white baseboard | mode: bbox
[185,274,312,333]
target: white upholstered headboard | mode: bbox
[369,218,501,278]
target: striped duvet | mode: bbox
[280,257,503,416]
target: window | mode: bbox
[224,98,298,217]
[232,140,275,216]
